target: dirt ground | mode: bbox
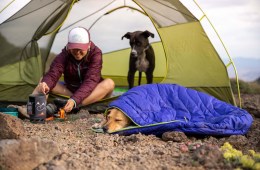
[18,94,260,169]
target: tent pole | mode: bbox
[0,0,15,13]
[44,0,78,35]
[193,0,241,108]
[58,0,117,33]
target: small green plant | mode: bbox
[221,142,260,170]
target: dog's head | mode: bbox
[102,108,132,133]
[122,30,154,57]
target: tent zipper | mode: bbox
[77,61,83,83]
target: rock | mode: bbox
[179,144,189,152]
[225,135,248,150]
[257,140,260,149]
[243,101,260,118]
[35,153,68,170]
[124,135,139,143]
[191,145,224,169]
[0,113,25,139]
[0,138,60,170]
[161,131,188,142]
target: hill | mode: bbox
[228,57,260,82]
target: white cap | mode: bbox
[67,27,90,50]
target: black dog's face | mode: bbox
[122,31,154,57]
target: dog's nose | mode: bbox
[131,49,137,57]
[102,126,108,133]
[131,51,137,57]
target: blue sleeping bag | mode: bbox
[108,84,253,136]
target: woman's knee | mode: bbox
[105,78,115,91]
[103,78,115,91]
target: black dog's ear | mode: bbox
[122,32,131,40]
[142,30,154,38]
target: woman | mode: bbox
[34,27,115,113]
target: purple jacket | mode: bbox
[42,42,102,105]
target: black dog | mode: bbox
[122,30,155,89]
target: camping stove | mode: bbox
[27,94,46,123]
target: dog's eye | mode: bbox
[115,119,122,122]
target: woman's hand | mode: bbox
[37,82,50,94]
[63,99,75,112]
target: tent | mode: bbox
[0,0,240,105]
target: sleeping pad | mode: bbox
[107,84,253,136]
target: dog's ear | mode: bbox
[143,30,154,38]
[122,32,131,40]
[104,109,111,120]
[105,110,111,120]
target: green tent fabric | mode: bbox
[0,0,237,105]
[0,0,74,101]
[158,23,234,103]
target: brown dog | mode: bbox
[92,108,133,133]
